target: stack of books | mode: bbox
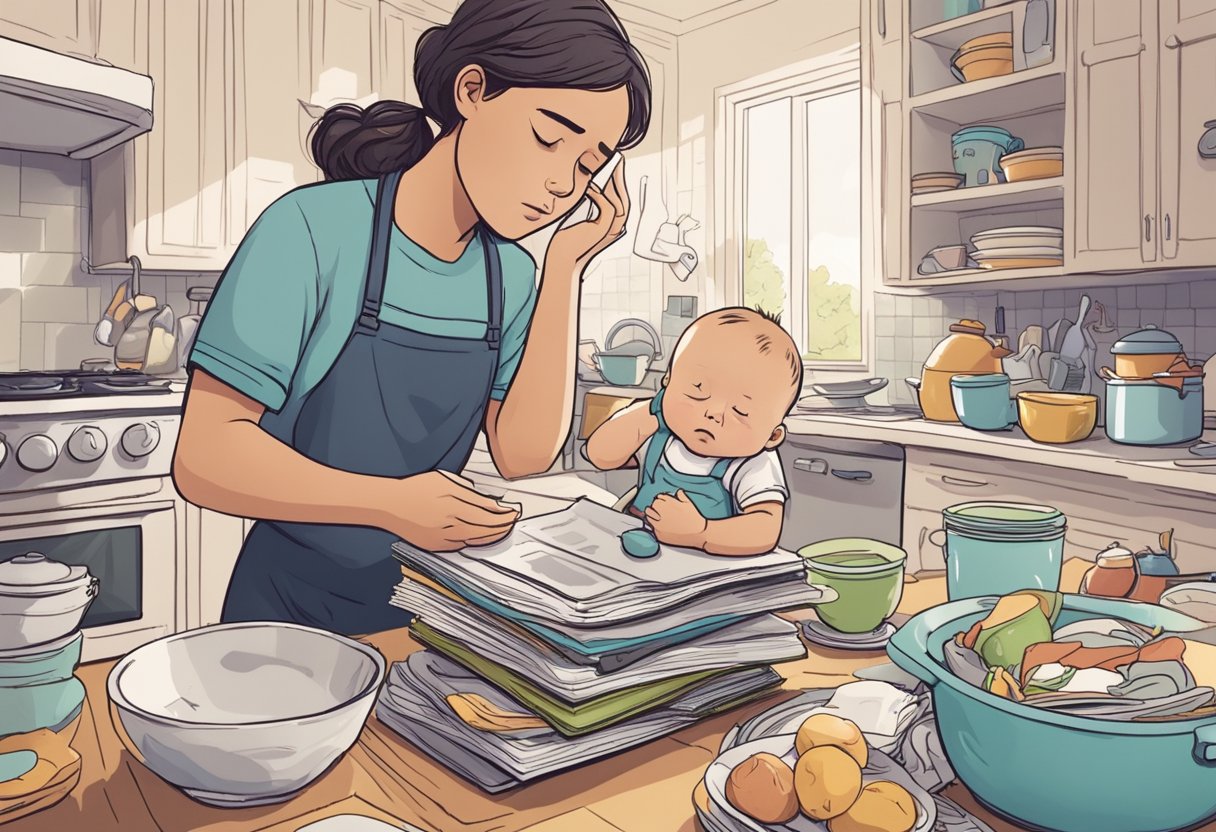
[375,498,823,792]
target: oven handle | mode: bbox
[831,469,873,482]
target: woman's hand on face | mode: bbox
[385,470,520,552]
[546,157,630,278]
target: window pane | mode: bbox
[805,88,862,362]
[743,99,791,322]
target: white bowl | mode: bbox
[107,622,386,807]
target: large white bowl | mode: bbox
[107,622,386,807]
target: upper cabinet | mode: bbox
[861,0,906,285]
[87,0,442,272]
[0,0,97,59]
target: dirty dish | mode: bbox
[108,622,386,807]
[798,540,906,634]
[802,619,896,651]
[911,172,964,194]
[951,373,1017,431]
[1160,584,1216,623]
[926,245,969,270]
[1105,376,1204,446]
[0,554,98,650]
[1016,392,1098,444]
[999,146,1064,182]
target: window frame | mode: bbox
[716,44,867,372]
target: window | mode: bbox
[719,47,864,368]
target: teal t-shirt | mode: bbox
[190,179,538,443]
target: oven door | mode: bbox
[0,500,179,662]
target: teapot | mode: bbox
[907,320,1013,422]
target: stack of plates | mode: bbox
[911,172,964,195]
[970,226,1063,269]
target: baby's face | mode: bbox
[662,326,795,458]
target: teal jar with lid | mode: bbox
[934,502,1066,599]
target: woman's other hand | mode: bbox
[546,157,630,277]
[384,470,521,551]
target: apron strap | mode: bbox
[478,226,503,349]
[709,457,733,479]
[358,170,404,333]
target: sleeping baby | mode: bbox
[586,307,802,557]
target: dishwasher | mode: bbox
[776,435,905,552]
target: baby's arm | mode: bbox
[585,400,658,470]
[699,502,785,556]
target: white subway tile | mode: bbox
[20,286,90,323]
[19,204,79,253]
[0,216,42,252]
[0,154,19,216]
[19,152,83,206]
[0,289,19,370]
[20,253,83,286]
[20,323,44,369]
[44,323,108,369]
[0,253,19,289]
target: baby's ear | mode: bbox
[661,374,670,387]
[765,424,787,449]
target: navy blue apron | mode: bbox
[221,169,504,636]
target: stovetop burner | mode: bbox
[0,370,174,400]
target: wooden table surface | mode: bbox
[2,560,1156,832]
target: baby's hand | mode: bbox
[645,490,708,549]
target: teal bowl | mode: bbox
[0,631,83,686]
[888,594,1216,832]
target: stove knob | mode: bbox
[67,426,108,463]
[16,435,59,472]
[0,438,7,469]
[120,423,160,459]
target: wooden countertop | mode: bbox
[787,411,1216,495]
[6,561,1133,832]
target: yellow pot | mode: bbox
[1016,392,1098,444]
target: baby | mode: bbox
[586,307,803,556]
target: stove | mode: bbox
[0,370,183,496]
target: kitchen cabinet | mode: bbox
[1159,0,1216,267]
[861,0,905,285]
[0,0,97,59]
[1070,0,1159,272]
[189,506,253,628]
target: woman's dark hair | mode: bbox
[309,0,652,181]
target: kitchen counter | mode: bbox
[13,559,1191,832]
[788,411,1216,495]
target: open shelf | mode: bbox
[912,1,1029,45]
[910,62,1064,123]
[912,177,1064,212]
[905,265,1066,286]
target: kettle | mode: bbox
[907,320,1013,422]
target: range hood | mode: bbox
[0,37,152,159]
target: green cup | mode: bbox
[798,539,907,634]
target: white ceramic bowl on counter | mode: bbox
[107,622,386,807]
[0,554,98,649]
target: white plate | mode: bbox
[971,225,1063,237]
[802,620,896,651]
[969,245,1063,258]
[705,735,935,832]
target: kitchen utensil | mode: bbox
[913,320,1014,422]
[1058,294,1092,362]
[951,34,1015,82]
[108,621,386,807]
[889,595,1216,832]
[94,280,131,348]
[798,377,888,409]
[910,172,964,193]
[1160,583,1216,623]
[994,304,1007,344]
[1004,343,1042,380]
[1111,325,1187,377]
[1201,120,1216,158]
[1019,324,1045,352]
[1016,391,1097,443]
[797,539,907,634]
[930,502,1065,599]
[593,318,663,387]
[0,554,98,650]
[951,126,1023,186]
[927,244,969,270]
[998,146,1064,182]
[175,287,211,371]
[1105,375,1204,446]
[1023,0,1054,66]
[951,373,1017,431]
[0,632,84,742]
[1046,355,1084,391]
[593,353,648,386]
[577,340,600,372]
[1080,543,1140,600]
[143,306,178,376]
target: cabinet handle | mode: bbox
[940,475,989,487]
[1165,214,1172,241]
[1145,214,1154,242]
[878,0,886,38]
[794,458,829,474]
[1165,34,1182,49]
[831,469,873,482]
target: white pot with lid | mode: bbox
[0,554,99,650]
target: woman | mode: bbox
[172,0,651,636]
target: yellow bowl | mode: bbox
[1016,392,1098,444]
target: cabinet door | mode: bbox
[195,509,249,627]
[137,0,232,269]
[227,0,316,245]
[0,0,96,59]
[1159,0,1216,267]
[304,0,380,109]
[862,0,907,286]
[93,0,144,71]
[1071,0,1159,271]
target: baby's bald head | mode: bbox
[673,307,804,410]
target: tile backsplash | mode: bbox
[875,279,1216,406]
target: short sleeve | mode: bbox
[489,247,538,400]
[189,195,321,412]
[729,451,789,508]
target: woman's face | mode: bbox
[454,68,631,240]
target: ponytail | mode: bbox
[308,101,435,182]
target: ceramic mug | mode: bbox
[951,373,1017,431]
[798,539,906,634]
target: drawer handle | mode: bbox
[940,475,989,487]
[794,458,829,474]
[831,469,873,482]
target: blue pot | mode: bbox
[951,374,1017,431]
[943,0,982,19]
[1105,376,1204,445]
[936,502,1065,599]
[0,632,82,687]
[952,126,1025,186]
[889,594,1216,832]
[0,675,85,738]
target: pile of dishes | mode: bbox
[951,32,1014,82]
[970,225,1063,269]
[910,172,964,195]
[0,553,97,821]
[999,146,1064,182]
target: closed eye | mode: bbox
[732,407,749,417]
[532,127,558,149]
[685,393,710,401]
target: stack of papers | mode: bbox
[376,498,812,789]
